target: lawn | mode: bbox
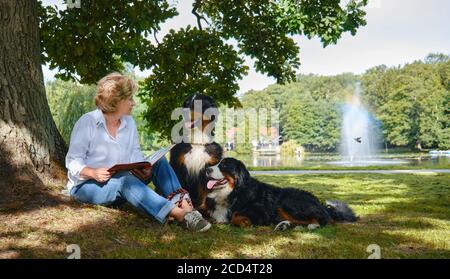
[0,173,449,259]
[247,164,450,171]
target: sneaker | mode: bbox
[182,210,211,232]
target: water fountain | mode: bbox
[330,83,406,166]
[341,84,376,162]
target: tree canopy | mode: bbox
[361,56,450,150]
[38,0,176,83]
[38,0,369,138]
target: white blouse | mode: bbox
[65,109,145,190]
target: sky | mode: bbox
[41,0,450,94]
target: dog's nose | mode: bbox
[206,167,212,175]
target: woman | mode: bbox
[65,73,211,232]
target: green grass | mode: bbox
[247,164,450,171]
[1,173,449,258]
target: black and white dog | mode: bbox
[205,158,358,229]
[170,94,223,209]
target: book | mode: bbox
[107,144,175,181]
[145,144,176,165]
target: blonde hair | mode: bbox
[95,72,137,113]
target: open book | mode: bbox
[108,144,175,181]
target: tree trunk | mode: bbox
[0,0,67,182]
[416,141,423,151]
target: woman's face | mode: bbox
[116,95,136,116]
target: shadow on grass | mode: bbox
[271,225,450,259]
[259,173,450,221]
[1,172,449,258]
[0,146,75,214]
[7,212,449,259]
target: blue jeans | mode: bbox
[70,157,186,223]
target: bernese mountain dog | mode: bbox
[170,94,223,210]
[205,158,358,230]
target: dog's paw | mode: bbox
[213,217,229,224]
[307,223,320,230]
[231,213,252,228]
[274,220,291,231]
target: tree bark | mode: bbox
[0,0,67,182]
[416,141,423,151]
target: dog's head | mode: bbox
[206,157,250,190]
[182,93,218,131]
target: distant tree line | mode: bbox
[46,53,449,153]
[360,53,450,150]
[241,53,450,151]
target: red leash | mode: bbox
[166,188,193,208]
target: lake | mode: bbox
[229,152,450,168]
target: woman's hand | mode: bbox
[141,165,152,179]
[81,167,113,183]
[131,165,152,181]
[92,168,113,183]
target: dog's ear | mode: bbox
[234,161,250,188]
[183,93,198,108]
[228,161,254,212]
